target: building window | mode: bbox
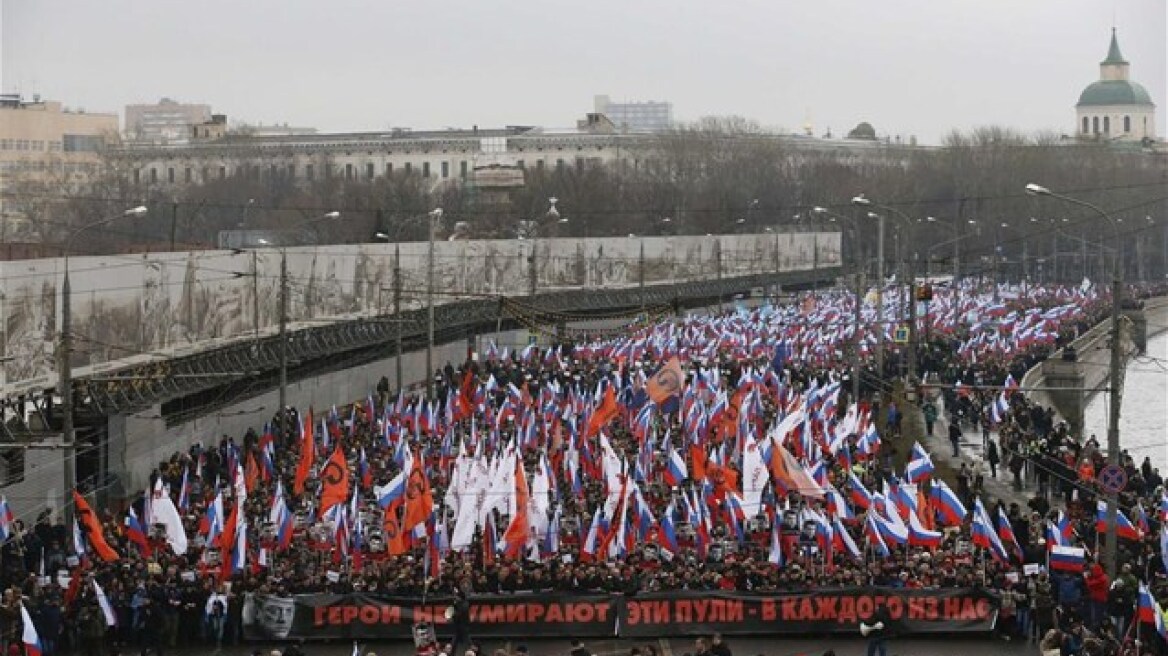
[345,163,354,179]
[536,159,544,170]
[306,164,314,181]
[386,162,393,176]
[1123,116,1131,133]
[367,163,375,179]
[576,158,584,172]
[151,168,158,183]
[1082,117,1089,134]
[219,166,227,179]
[134,169,141,184]
[405,162,412,174]
[441,162,449,178]
[1093,116,1100,134]
[184,168,192,182]
[556,159,564,171]
[460,161,468,178]
[422,162,431,178]
[1103,116,1110,134]
[517,160,525,169]
[202,166,208,181]
[167,168,174,183]
[288,164,295,179]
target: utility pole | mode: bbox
[60,267,75,528]
[394,244,402,392]
[907,251,918,380]
[1026,183,1124,579]
[426,208,440,399]
[59,206,148,527]
[852,269,862,403]
[639,240,645,309]
[874,214,885,377]
[278,251,289,439]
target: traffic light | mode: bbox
[916,283,933,302]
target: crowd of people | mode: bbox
[0,281,1164,656]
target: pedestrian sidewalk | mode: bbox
[919,394,1033,507]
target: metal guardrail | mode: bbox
[75,267,839,416]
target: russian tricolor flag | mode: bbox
[907,511,942,548]
[1094,501,1142,540]
[767,522,784,567]
[929,479,967,526]
[905,446,935,483]
[833,516,863,560]
[1048,545,1086,573]
[20,603,42,656]
[375,468,408,509]
[659,503,679,557]
[0,496,14,541]
[126,508,151,556]
[848,472,873,510]
[996,508,1023,562]
[1137,583,1159,625]
[663,447,687,487]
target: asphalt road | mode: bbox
[189,635,1033,656]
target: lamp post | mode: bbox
[426,208,442,399]
[814,206,863,403]
[853,195,919,381]
[1026,182,1124,579]
[529,197,566,296]
[60,205,148,526]
[259,210,341,441]
[375,233,404,392]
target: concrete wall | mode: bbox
[0,232,838,395]
[1021,296,1168,433]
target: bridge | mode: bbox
[0,230,840,517]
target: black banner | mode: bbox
[620,588,998,637]
[243,592,616,641]
[242,588,997,641]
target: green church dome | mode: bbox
[1077,80,1154,107]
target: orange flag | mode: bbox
[384,508,409,556]
[318,445,351,519]
[768,442,825,498]
[244,452,259,494]
[73,491,119,562]
[585,385,619,437]
[502,460,530,558]
[689,444,708,483]
[402,453,433,533]
[647,357,685,404]
[293,408,315,497]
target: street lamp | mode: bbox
[814,206,864,403]
[60,205,148,526]
[262,211,343,441]
[426,208,442,398]
[528,197,567,296]
[854,195,919,381]
[1027,182,1124,579]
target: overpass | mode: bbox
[0,230,840,517]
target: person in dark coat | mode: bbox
[862,604,893,656]
[987,440,1001,478]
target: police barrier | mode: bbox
[242,588,998,641]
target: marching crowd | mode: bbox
[0,282,1164,656]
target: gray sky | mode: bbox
[2,0,1165,145]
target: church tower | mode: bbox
[1075,29,1156,141]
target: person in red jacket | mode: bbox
[1083,562,1109,630]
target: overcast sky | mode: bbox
[2,0,1165,145]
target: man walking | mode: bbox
[862,604,893,656]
